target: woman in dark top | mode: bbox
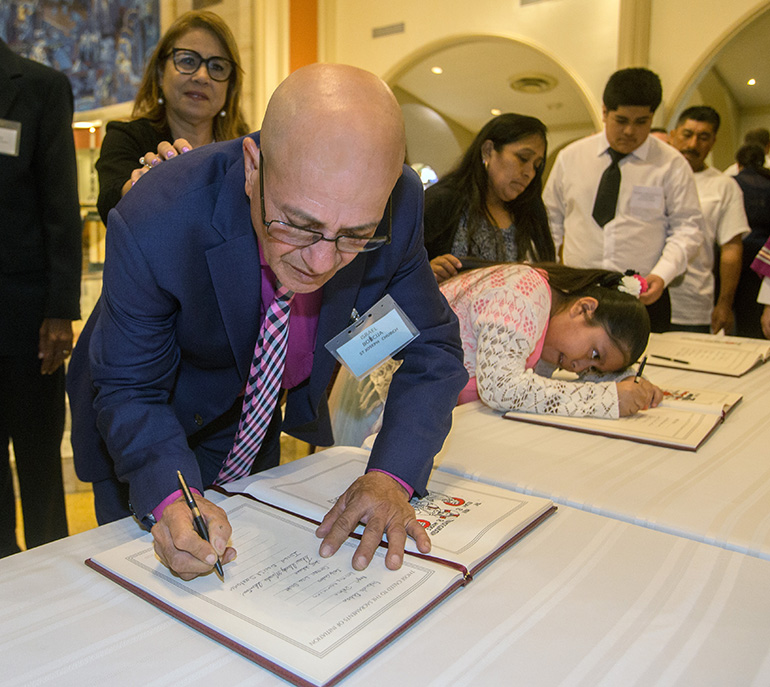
[733,144,770,337]
[424,113,555,283]
[96,10,249,224]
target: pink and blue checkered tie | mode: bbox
[215,285,294,485]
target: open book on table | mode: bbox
[86,447,556,687]
[503,386,742,451]
[645,331,770,376]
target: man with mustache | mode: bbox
[667,106,750,333]
[544,68,704,332]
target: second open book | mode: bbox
[86,447,555,687]
[645,332,770,376]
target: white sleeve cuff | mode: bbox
[648,258,679,288]
[758,277,770,305]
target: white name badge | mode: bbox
[325,294,419,379]
[0,119,21,157]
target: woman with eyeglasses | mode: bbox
[95,10,249,224]
[425,113,556,283]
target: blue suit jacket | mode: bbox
[68,134,467,520]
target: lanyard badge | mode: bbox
[325,294,419,379]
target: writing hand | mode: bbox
[151,494,235,580]
[316,471,431,571]
[616,377,663,416]
[38,318,73,375]
[430,254,463,284]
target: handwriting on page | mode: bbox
[654,342,754,367]
[127,501,445,659]
[223,504,420,619]
[229,541,393,616]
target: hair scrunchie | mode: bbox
[595,269,648,297]
[617,270,648,297]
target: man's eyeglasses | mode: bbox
[169,48,234,82]
[258,152,391,254]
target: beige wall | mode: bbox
[650,0,770,120]
[320,0,620,123]
[676,70,741,172]
[73,0,770,168]
[650,0,770,168]
[321,0,767,123]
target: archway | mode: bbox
[385,34,598,179]
[663,4,770,171]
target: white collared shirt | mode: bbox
[669,166,750,325]
[544,132,704,285]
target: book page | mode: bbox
[233,447,554,571]
[90,498,460,687]
[646,333,765,375]
[658,387,742,415]
[503,406,723,450]
[662,331,770,359]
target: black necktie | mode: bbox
[592,149,627,227]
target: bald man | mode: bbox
[68,64,467,577]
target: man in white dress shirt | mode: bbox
[667,106,750,334]
[544,68,704,332]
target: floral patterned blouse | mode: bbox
[439,264,620,418]
[450,212,519,261]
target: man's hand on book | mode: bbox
[152,496,236,580]
[316,471,431,571]
[616,378,663,416]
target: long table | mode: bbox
[5,359,770,683]
[4,492,770,686]
[434,360,770,560]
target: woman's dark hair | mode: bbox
[535,262,650,367]
[432,113,555,262]
[736,144,770,181]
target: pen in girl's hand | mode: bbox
[634,355,648,384]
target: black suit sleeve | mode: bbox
[95,119,169,225]
[36,69,82,320]
[423,183,460,260]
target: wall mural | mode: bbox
[0,0,160,112]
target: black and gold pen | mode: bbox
[177,470,224,581]
[634,355,648,384]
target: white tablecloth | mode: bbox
[3,500,770,686]
[434,361,770,559]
